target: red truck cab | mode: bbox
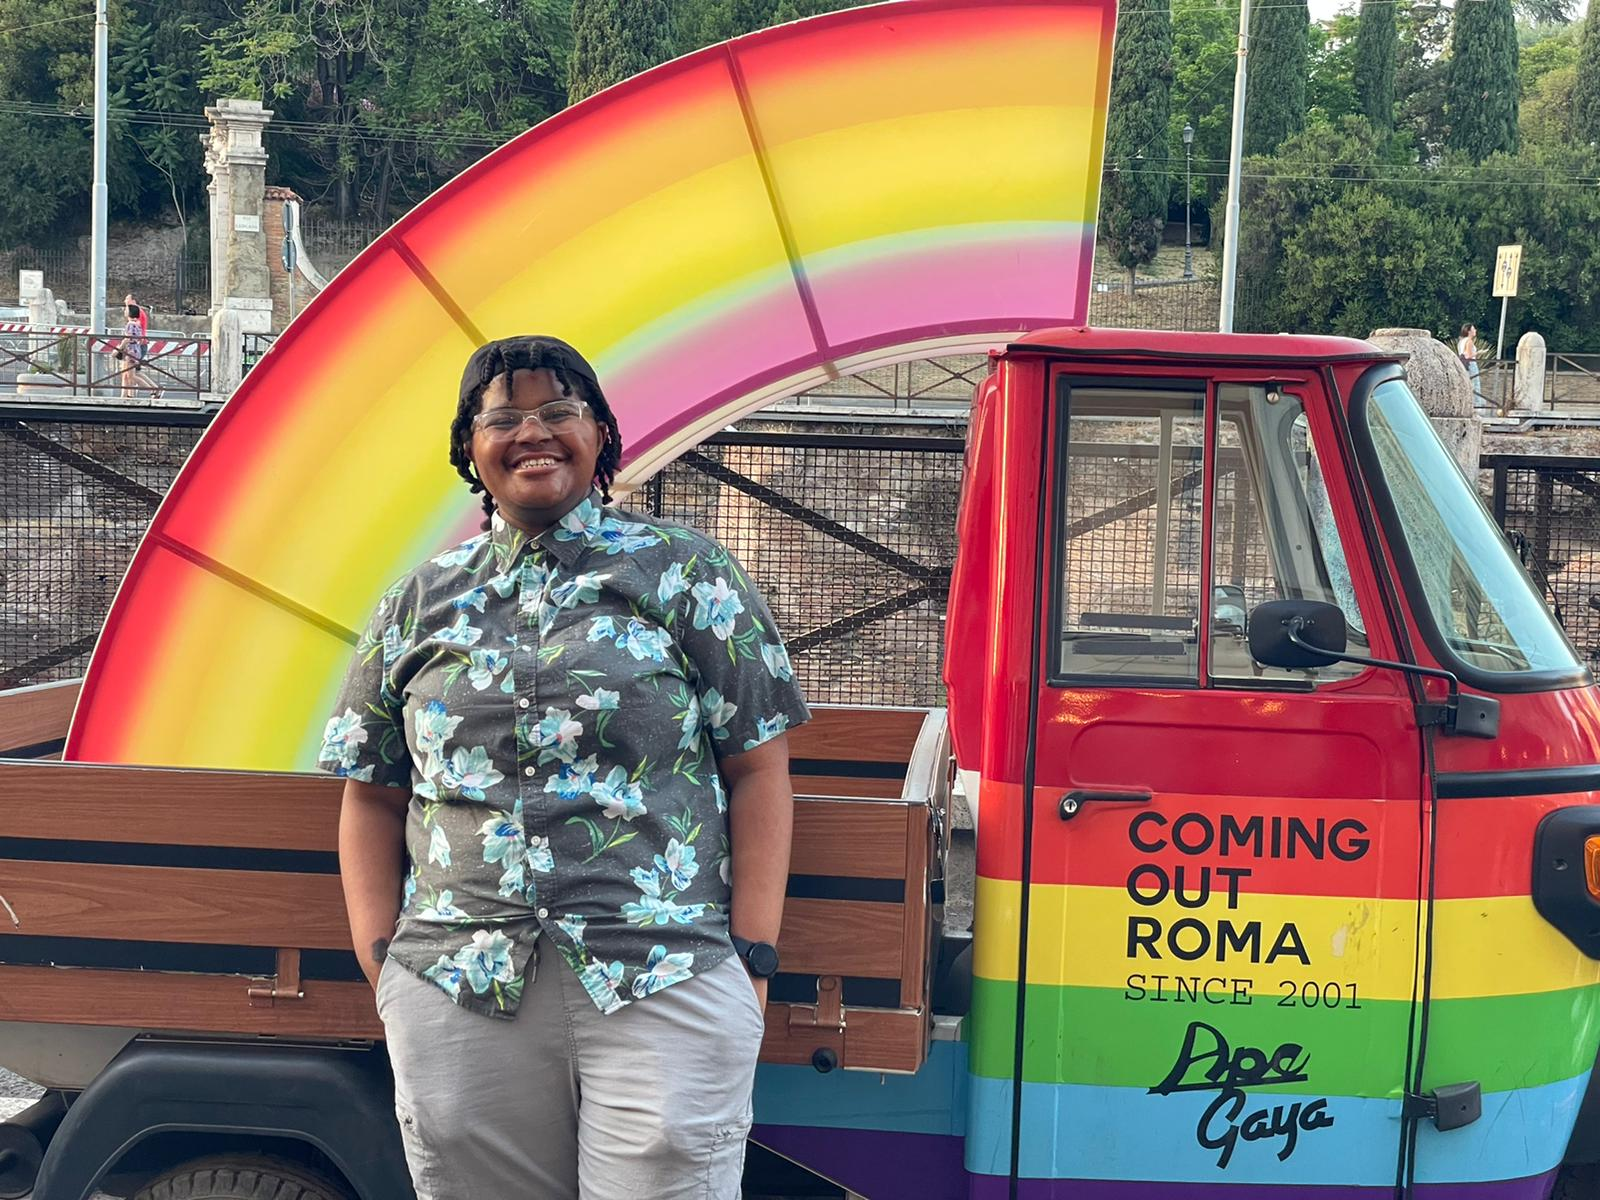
[939,328,1600,1197]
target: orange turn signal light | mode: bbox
[1585,836,1600,900]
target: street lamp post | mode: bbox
[89,0,108,337]
[1182,122,1195,280]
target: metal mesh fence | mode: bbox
[1,412,1595,701]
[1058,432,1206,630]
[641,431,964,707]
[0,411,206,687]
[1485,456,1600,671]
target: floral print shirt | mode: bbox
[320,490,810,1018]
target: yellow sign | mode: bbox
[1493,244,1522,298]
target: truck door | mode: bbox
[994,368,1429,1192]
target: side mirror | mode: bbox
[1248,599,1348,670]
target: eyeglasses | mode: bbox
[472,399,591,438]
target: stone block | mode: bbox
[1514,331,1547,412]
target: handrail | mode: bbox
[0,330,211,399]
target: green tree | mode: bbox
[1446,143,1600,347]
[1309,12,1360,125]
[1102,0,1172,284]
[0,0,226,242]
[1232,116,1434,332]
[1352,0,1396,134]
[569,0,675,104]
[1447,0,1521,159]
[1573,0,1600,144]
[1167,0,1236,218]
[1243,0,1309,154]
[1519,24,1580,146]
[200,0,568,223]
[732,0,779,33]
[1276,186,1468,335]
[1396,0,1453,150]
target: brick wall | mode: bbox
[264,187,322,331]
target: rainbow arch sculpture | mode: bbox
[66,0,1117,771]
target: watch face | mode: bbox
[747,941,780,978]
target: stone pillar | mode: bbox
[202,99,275,336]
[203,142,228,315]
[26,286,56,331]
[1513,331,1547,413]
[210,305,244,400]
[1367,328,1481,477]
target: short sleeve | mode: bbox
[318,575,417,788]
[671,537,810,758]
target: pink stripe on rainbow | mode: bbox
[66,0,1116,771]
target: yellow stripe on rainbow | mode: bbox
[66,0,1117,772]
[973,876,1600,1001]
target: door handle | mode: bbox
[1059,789,1154,820]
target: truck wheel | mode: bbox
[132,1155,355,1200]
[1554,1164,1600,1199]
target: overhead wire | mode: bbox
[0,9,96,37]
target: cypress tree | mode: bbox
[732,0,780,34]
[1102,0,1173,284]
[1244,0,1309,155]
[568,0,676,105]
[1573,0,1600,146]
[1353,0,1397,135]
[1446,0,1519,159]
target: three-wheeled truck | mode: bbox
[3,328,1600,1200]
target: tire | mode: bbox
[132,1155,355,1200]
[1554,1164,1600,1200]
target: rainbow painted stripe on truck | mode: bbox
[751,777,1600,1198]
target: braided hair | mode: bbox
[448,340,623,530]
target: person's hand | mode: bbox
[749,973,769,1014]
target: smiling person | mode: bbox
[322,336,808,1200]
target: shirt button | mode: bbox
[518,698,530,709]
[537,907,549,919]
[529,835,544,847]
[524,766,535,777]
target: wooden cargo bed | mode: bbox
[0,686,949,1076]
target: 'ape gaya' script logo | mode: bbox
[1149,1021,1335,1169]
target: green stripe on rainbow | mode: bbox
[65,0,1117,770]
[966,977,1600,1094]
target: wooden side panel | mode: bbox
[0,680,81,753]
[0,860,352,950]
[778,898,903,978]
[759,1004,926,1073]
[789,774,905,800]
[0,964,926,1071]
[898,804,932,1008]
[791,707,927,764]
[0,766,917,869]
[0,763,342,851]
[0,964,383,1039]
[789,800,915,878]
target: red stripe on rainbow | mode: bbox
[66,0,1117,770]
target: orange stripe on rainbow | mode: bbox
[66,0,1116,771]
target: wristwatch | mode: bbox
[731,934,780,979]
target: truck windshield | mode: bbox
[1364,377,1581,677]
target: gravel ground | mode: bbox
[0,1065,42,1120]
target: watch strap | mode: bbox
[731,934,780,978]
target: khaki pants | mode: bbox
[378,939,765,1200]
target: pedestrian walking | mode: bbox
[322,335,809,1200]
[114,301,161,399]
[124,293,148,339]
[1457,322,1484,407]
